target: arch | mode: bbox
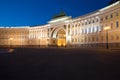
[49,27,66,47]
[50,27,66,38]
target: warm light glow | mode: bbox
[104,26,110,30]
[57,39,66,47]
[9,38,13,40]
[8,49,14,53]
[63,42,66,46]
[64,35,66,37]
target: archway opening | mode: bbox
[57,29,66,47]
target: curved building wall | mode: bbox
[0,27,29,48]
[0,1,120,48]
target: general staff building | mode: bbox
[0,1,120,49]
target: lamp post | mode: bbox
[38,37,40,48]
[104,26,110,49]
[47,38,49,47]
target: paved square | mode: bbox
[0,48,120,80]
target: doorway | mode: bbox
[57,29,66,47]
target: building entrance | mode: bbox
[57,29,66,47]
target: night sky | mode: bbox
[0,0,111,27]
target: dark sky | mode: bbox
[0,0,111,27]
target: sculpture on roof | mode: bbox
[52,11,66,19]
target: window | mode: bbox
[53,40,55,44]
[75,24,77,27]
[96,37,98,41]
[72,39,74,42]
[88,37,90,42]
[110,14,113,18]
[106,16,108,20]
[96,19,99,22]
[101,36,103,41]
[75,38,77,42]
[116,35,119,40]
[82,23,84,26]
[101,18,103,21]
[111,36,113,40]
[116,21,119,28]
[92,37,94,42]
[81,39,83,42]
[111,23,113,29]
[116,12,118,16]
[89,21,91,24]
[78,38,80,42]
[85,38,87,42]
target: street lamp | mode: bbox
[38,37,41,48]
[104,26,110,49]
[47,38,49,47]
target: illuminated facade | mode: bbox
[0,1,120,48]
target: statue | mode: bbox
[52,11,66,19]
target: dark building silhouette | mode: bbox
[108,0,120,5]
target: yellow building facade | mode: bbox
[0,1,120,48]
